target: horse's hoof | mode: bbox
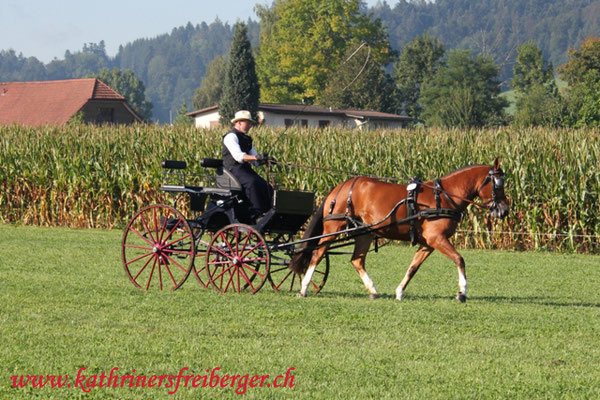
[456,292,467,303]
[369,293,380,300]
[296,292,307,298]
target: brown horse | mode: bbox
[290,158,509,302]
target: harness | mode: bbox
[324,176,464,245]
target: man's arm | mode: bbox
[223,133,259,164]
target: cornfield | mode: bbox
[1,124,599,252]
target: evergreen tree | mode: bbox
[511,41,563,127]
[173,101,192,126]
[395,34,445,119]
[192,55,227,110]
[218,22,260,125]
[420,50,508,128]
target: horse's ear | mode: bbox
[493,157,500,170]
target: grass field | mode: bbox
[1,224,599,399]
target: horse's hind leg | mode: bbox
[350,235,379,299]
[297,239,333,297]
[396,245,434,301]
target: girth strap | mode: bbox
[407,177,421,245]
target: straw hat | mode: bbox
[231,110,257,124]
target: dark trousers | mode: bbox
[229,164,272,216]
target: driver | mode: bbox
[222,110,272,221]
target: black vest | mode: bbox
[222,129,253,170]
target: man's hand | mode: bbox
[256,153,277,165]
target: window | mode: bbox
[318,120,330,128]
[284,118,308,127]
[96,107,114,123]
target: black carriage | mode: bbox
[121,159,329,294]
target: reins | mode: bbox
[276,161,493,211]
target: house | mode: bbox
[0,79,143,126]
[186,103,412,130]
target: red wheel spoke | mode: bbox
[164,218,184,243]
[163,231,190,249]
[207,243,235,261]
[274,270,293,290]
[241,262,266,278]
[240,239,264,259]
[133,254,155,281]
[158,257,164,290]
[163,253,191,273]
[128,226,155,247]
[210,263,235,282]
[146,258,157,290]
[124,243,153,251]
[140,213,156,243]
[162,258,178,286]
[223,268,236,293]
[125,250,154,266]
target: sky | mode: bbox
[1,0,384,64]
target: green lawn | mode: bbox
[1,224,599,399]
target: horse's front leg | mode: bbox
[396,245,433,300]
[432,238,468,302]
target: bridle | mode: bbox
[475,168,506,209]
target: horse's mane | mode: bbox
[438,164,489,180]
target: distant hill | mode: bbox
[372,0,600,85]
[1,0,599,123]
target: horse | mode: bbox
[290,158,509,302]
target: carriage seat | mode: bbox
[200,158,242,191]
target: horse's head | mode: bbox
[476,158,509,219]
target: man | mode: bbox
[222,110,272,220]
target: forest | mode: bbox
[1,0,599,123]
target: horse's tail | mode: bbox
[289,200,325,274]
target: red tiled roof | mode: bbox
[0,79,126,126]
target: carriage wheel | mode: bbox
[191,226,212,288]
[269,252,330,295]
[122,204,195,290]
[205,224,270,294]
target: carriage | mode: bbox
[122,156,508,301]
[121,158,330,294]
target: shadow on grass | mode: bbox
[472,296,600,309]
[313,292,600,308]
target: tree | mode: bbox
[511,41,563,127]
[420,50,508,128]
[256,0,394,103]
[192,55,227,110]
[558,37,600,126]
[512,41,555,93]
[173,101,192,126]
[92,68,153,121]
[218,22,260,125]
[319,44,397,112]
[558,37,600,86]
[395,34,445,119]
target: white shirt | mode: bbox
[223,132,259,165]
